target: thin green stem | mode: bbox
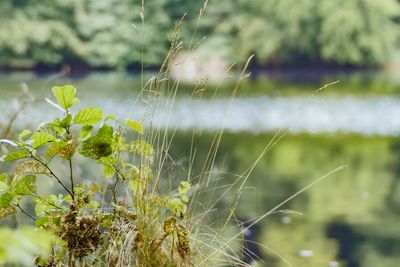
[66,124,75,200]
[112,176,119,205]
[15,204,36,222]
[69,159,75,199]
[31,154,74,199]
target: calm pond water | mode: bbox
[1,71,400,267]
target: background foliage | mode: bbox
[0,0,399,69]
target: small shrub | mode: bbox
[0,85,194,266]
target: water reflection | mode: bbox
[3,94,400,136]
[1,72,399,266]
[168,132,400,267]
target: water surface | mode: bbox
[0,71,400,267]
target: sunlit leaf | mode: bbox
[79,125,93,140]
[38,122,65,137]
[31,132,56,148]
[33,194,61,216]
[126,119,144,134]
[102,164,115,178]
[104,114,116,121]
[15,175,36,195]
[178,181,191,195]
[51,85,80,110]
[74,106,103,125]
[60,114,72,128]
[98,156,117,178]
[180,195,189,203]
[35,216,48,228]
[0,193,13,208]
[18,130,31,141]
[0,181,8,192]
[166,197,187,217]
[0,174,7,183]
[1,150,29,162]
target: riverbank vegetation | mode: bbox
[0,85,238,266]
[0,0,399,70]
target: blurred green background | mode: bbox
[0,0,399,69]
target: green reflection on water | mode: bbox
[1,71,400,266]
[169,132,400,267]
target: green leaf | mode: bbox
[126,119,144,134]
[31,132,56,148]
[1,150,29,162]
[0,181,8,192]
[79,125,93,140]
[130,140,154,161]
[74,106,103,125]
[46,137,78,160]
[18,130,31,141]
[180,195,189,203]
[79,125,114,159]
[89,200,100,209]
[104,114,116,121]
[0,174,7,183]
[35,216,49,227]
[33,195,61,216]
[14,160,50,180]
[51,85,80,110]
[46,141,68,158]
[0,192,13,208]
[98,156,117,165]
[98,156,117,178]
[166,197,187,217]
[178,181,191,195]
[102,164,115,178]
[60,114,72,128]
[38,122,65,137]
[15,175,36,195]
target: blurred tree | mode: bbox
[0,0,84,68]
[75,0,174,68]
[194,0,400,66]
[0,0,174,69]
[0,0,398,69]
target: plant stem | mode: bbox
[69,159,75,199]
[66,125,75,199]
[15,204,36,222]
[112,177,119,205]
[32,155,74,200]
